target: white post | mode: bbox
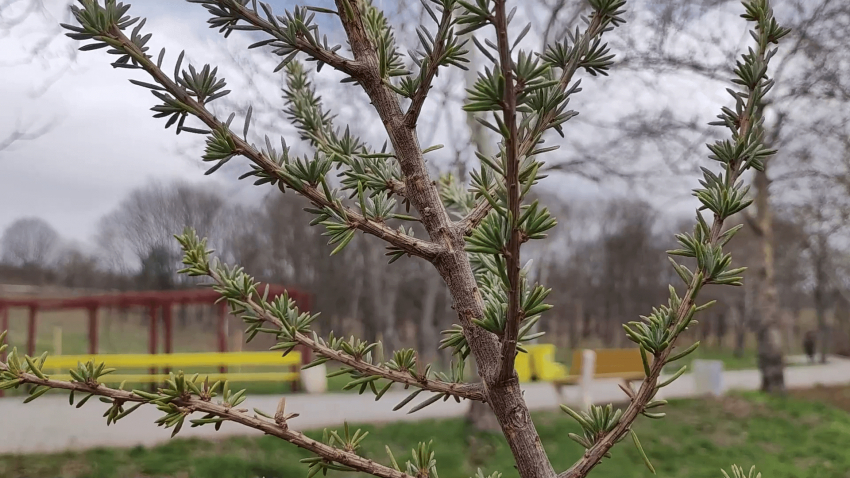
[301,364,328,394]
[580,349,596,410]
[693,359,724,397]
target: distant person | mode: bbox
[803,330,817,364]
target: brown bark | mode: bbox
[753,168,786,394]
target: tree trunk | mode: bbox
[346,252,364,335]
[753,168,785,394]
[732,306,746,358]
[418,273,441,364]
[813,236,829,364]
[569,300,582,350]
[715,310,727,348]
[467,392,500,432]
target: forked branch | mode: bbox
[459,10,609,233]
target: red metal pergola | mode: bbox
[0,285,312,396]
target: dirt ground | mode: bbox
[790,384,850,411]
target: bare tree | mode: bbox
[95,180,226,282]
[0,216,60,269]
[792,180,850,363]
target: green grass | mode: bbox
[2,390,849,478]
[664,346,758,372]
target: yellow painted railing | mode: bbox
[42,351,302,384]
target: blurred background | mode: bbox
[1,0,849,477]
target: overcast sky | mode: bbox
[0,0,755,252]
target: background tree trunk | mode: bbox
[753,168,786,394]
[813,234,830,364]
[418,273,441,365]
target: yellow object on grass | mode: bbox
[515,344,568,382]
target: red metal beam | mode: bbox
[218,303,228,374]
[87,305,98,354]
[0,284,311,379]
[0,285,309,312]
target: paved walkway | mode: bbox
[2,356,849,454]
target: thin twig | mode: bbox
[403,4,455,128]
[0,363,413,478]
[492,0,522,383]
[208,269,487,402]
[211,0,366,78]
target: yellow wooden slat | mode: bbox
[571,348,648,379]
[50,372,300,383]
[43,351,302,370]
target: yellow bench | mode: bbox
[553,348,648,393]
[516,344,568,382]
[42,351,302,385]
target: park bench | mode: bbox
[552,348,648,395]
[41,351,302,387]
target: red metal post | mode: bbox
[87,305,98,355]
[0,305,8,358]
[162,301,173,374]
[148,304,158,389]
[217,303,228,373]
[163,302,173,354]
[0,305,7,398]
[293,293,313,392]
[27,305,38,357]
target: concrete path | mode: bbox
[2,356,849,454]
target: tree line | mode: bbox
[3,178,847,363]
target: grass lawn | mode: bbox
[663,346,758,372]
[2,387,850,478]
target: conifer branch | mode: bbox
[459,11,609,234]
[492,0,523,382]
[558,2,788,475]
[87,20,441,262]
[190,0,366,78]
[204,265,487,402]
[403,1,459,128]
[0,361,413,478]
